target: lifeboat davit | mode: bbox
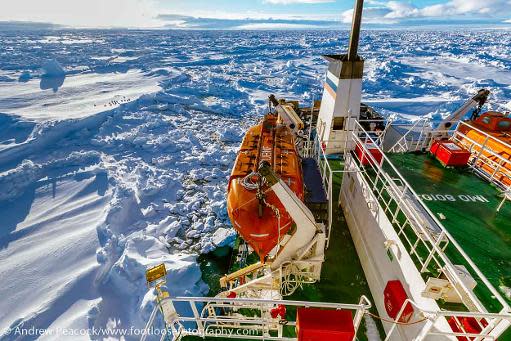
[227,113,304,261]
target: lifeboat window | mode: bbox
[497,120,511,130]
[333,117,345,130]
[481,116,492,125]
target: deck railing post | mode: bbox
[420,230,444,273]
[383,299,414,341]
[326,171,333,248]
[141,304,160,341]
[474,135,490,166]
[490,158,504,181]
[485,318,511,341]
[352,307,364,340]
[190,301,204,335]
[414,315,436,340]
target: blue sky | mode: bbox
[0,0,510,28]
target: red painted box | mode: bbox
[384,280,414,323]
[296,308,354,341]
[448,316,491,341]
[430,141,471,167]
[355,142,383,166]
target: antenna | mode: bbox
[347,0,364,61]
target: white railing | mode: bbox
[388,118,432,153]
[358,119,391,147]
[347,120,511,339]
[145,296,371,341]
[301,136,334,247]
[451,121,511,192]
[384,299,511,341]
[142,116,511,341]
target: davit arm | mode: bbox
[258,161,323,270]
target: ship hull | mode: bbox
[340,156,452,340]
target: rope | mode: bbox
[233,187,274,213]
[240,171,261,191]
[236,177,283,255]
[364,311,428,325]
[280,263,301,296]
[263,197,281,249]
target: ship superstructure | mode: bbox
[141,0,511,340]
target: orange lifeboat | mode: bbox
[227,113,304,261]
[458,111,511,186]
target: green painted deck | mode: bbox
[285,160,383,340]
[387,152,511,309]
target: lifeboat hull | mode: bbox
[227,114,304,261]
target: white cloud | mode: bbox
[506,18,511,22]
[158,13,340,29]
[341,0,511,24]
[389,0,511,18]
[0,0,162,28]
[236,23,326,29]
[341,7,398,24]
[160,10,335,21]
[263,0,334,4]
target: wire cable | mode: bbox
[364,311,428,325]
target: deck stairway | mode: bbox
[302,157,328,222]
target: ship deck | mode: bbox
[285,160,383,340]
[387,152,511,307]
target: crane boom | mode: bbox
[435,89,490,133]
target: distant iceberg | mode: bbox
[41,59,65,77]
[40,59,66,92]
[18,71,31,82]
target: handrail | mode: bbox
[384,298,511,341]
[152,295,372,340]
[141,304,160,341]
[349,134,488,313]
[351,120,511,311]
[170,295,372,309]
[447,121,511,192]
[384,118,511,193]
[301,136,334,247]
[388,118,430,153]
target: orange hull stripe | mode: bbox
[325,82,336,98]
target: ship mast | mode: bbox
[347,0,364,62]
[316,0,365,154]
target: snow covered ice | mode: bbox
[0,29,510,340]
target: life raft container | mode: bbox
[227,113,304,261]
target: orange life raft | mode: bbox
[227,113,304,261]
